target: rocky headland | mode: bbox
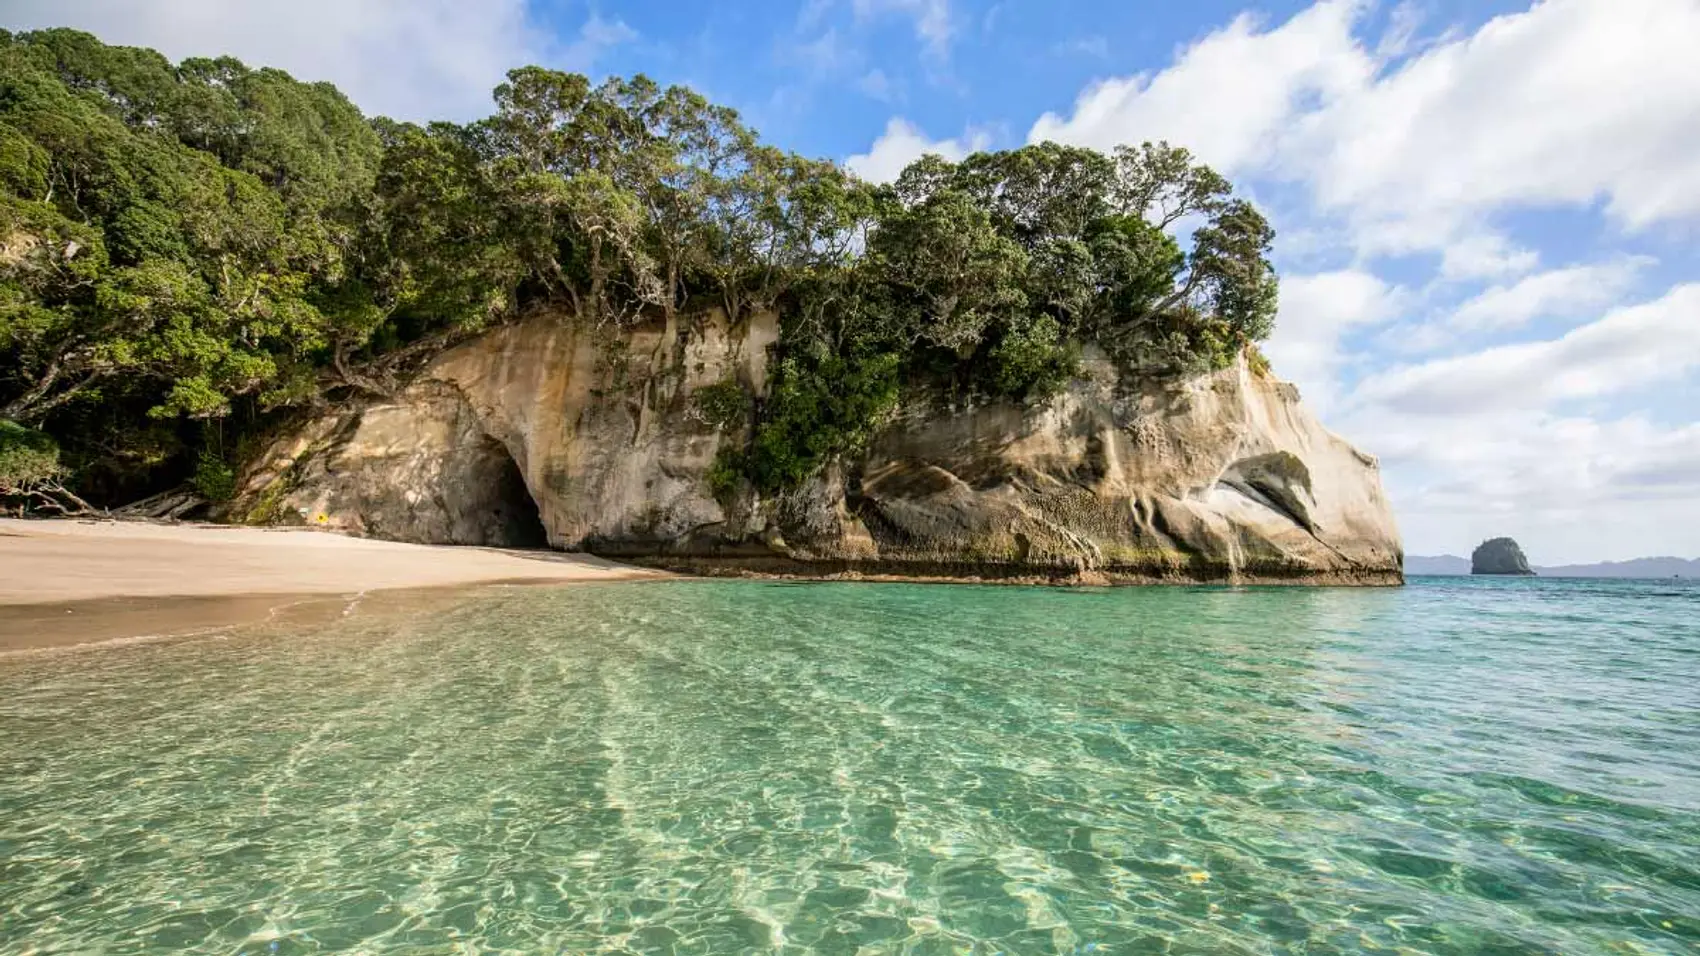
[0,32,1405,586]
[228,310,1403,586]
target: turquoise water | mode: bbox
[1,577,1697,955]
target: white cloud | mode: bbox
[845,117,991,183]
[1354,283,1700,417]
[1290,0,1700,253]
[1437,234,1539,282]
[1334,283,1700,561]
[1371,409,1700,562]
[1263,270,1405,412]
[1027,0,1370,173]
[852,0,954,58]
[1030,0,1700,257]
[1613,427,1700,494]
[1448,257,1652,331]
[3,0,634,121]
[1301,270,1700,562]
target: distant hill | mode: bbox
[1405,555,1470,575]
[1536,557,1700,578]
[1405,554,1699,578]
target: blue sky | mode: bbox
[9,0,1700,563]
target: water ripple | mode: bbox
[1,576,1697,954]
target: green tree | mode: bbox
[872,182,1029,352]
[0,28,1284,505]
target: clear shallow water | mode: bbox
[1,577,1697,955]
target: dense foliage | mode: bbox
[0,29,1277,508]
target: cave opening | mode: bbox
[476,435,550,550]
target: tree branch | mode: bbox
[4,362,107,424]
[1,355,65,421]
[330,339,395,399]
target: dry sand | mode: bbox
[0,518,664,650]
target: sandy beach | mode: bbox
[0,518,663,650]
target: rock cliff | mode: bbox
[1472,537,1535,576]
[231,310,1403,585]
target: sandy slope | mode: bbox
[0,518,660,605]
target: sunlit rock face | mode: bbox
[233,310,1403,585]
[1472,538,1536,576]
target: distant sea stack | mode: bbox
[1472,538,1535,576]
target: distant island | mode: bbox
[1407,553,1698,578]
[1472,538,1535,575]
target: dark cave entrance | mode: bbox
[475,435,550,550]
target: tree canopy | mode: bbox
[0,29,1278,508]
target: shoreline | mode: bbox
[621,554,1405,588]
[0,517,666,652]
[1,516,1402,652]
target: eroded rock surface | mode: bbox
[232,310,1403,584]
[237,382,547,548]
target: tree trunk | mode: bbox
[331,340,394,399]
[1,356,64,421]
[1132,273,1200,328]
[3,365,105,424]
[589,237,606,326]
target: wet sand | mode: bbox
[0,518,664,651]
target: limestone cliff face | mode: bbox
[232,310,1403,584]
